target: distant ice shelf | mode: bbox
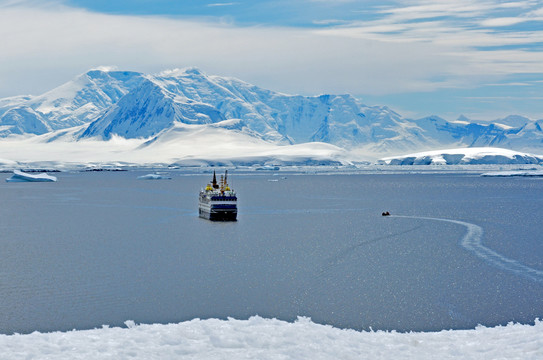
[5,170,57,182]
[255,165,280,171]
[481,170,543,177]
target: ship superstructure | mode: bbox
[199,170,237,221]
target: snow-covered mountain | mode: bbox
[79,68,421,150]
[413,115,543,152]
[1,67,542,157]
[0,70,144,136]
[81,73,225,140]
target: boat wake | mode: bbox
[393,215,543,285]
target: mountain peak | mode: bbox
[497,115,530,128]
[158,67,206,78]
[457,114,470,122]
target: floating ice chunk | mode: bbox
[6,170,57,182]
[256,165,280,171]
[137,173,172,180]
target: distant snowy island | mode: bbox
[0,67,543,169]
[379,147,543,166]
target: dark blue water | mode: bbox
[1,171,542,334]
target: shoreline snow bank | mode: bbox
[1,317,542,359]
[481,170,543,177]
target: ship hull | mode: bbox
[199,206,237,221]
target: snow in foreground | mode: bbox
[2,317,542,360]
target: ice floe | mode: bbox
[5,169,57,182]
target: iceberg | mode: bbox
[137,173,172,180]
[5,169,57,182]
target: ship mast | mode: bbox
[212,171,219,189]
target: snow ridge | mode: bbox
[1,316,542,359]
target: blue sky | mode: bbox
[0,0,542,120]
[63,0,386,26]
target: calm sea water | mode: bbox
[0,170,542,334]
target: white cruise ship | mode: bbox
[198,170,237,221]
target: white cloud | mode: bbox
[0,0,541,101]
[315,0,543,82]
[206,2,239,7]
[0,3,462,97]
[378,0,497,21]
[481,16,528,26]
[308,0,357,3]
[91,65,119,72]
[312,19,351,25]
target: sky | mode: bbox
[0,0,542,120]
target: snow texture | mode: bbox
[5,169,57,182]
[1,316,541,360]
